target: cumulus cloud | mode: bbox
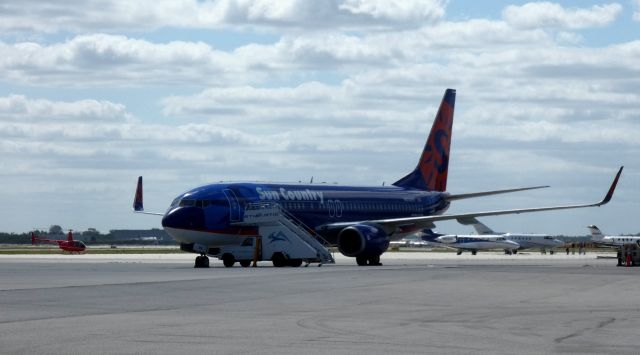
[0,95,133,122]
[0,34,247,86]
[0,22,556,87]
[0,0,446,34]
[503,2,622,29]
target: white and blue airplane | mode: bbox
[420,229,520,255]
[458,218,565,254]
[588,225,640,247]
[134,89,623,267]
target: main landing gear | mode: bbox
[194,255,210,268]
[356,255,382,266]
[458,250,477,255]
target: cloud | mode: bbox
[0,34,246,86]
[0,21,556,87]
[0,0,446,34]
[634,0,640,21]
[0,95,133,122]
[503,2,622,29]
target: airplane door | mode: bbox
[223,189,242,222]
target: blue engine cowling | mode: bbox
[337,224,390,258]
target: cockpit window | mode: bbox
[179,199,196,207]
[170,197,181,207]
[195,200,210,208]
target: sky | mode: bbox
[0,0,638,236]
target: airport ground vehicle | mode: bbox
[210,235,327,268]
[617,243,640,267]
[183,203,334,268]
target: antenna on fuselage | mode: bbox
[310,176,314,184]
[382,181,385,186]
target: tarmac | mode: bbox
[1,251,638,354]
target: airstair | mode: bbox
[233,202,335,265]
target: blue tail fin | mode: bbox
[420,229,442,242]
[393,89,455,191]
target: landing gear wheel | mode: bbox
[513,249,518,254]
[288,259,303,267]
[356,256,368,266]
[471,250,477,255]
[272,253,287,267]
[239,260,251,267]
[368,255,381,266]
[550,250,554,255]
[456,250,463,255]
[222,254,236,268]
[194,255,209,268]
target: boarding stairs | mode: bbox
[234,202,335,265]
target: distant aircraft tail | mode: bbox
[419,229,442,242]
[456,217,496,235]
[31,232,36,245]
[587,225,605,241]
[67,230,74,243]
[470,220,495,235]
[393,89,455,191]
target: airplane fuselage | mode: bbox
[431,234,520,251]
[594,236,640,247]
[161,182,451,247]
[502,233,564,250]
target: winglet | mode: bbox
[598,166,623,206]
[134,176,144,211]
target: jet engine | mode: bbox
[337,224,390,265]
[436,235,458,244]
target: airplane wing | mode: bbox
[319,166,623,235]
[445,185,548,201]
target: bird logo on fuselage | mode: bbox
[268,231,290,244]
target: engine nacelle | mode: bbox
[436,235,458,244]
[337,224,390,258]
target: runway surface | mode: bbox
[1,252,638,354]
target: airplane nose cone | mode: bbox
[162,207,206,231]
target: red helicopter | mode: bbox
[31,230,87,253]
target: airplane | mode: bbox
[459,218,565,254]
[133,88,623,267]
[31,230,87,253]
[420,229,520,255]
[588,225,640,247]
